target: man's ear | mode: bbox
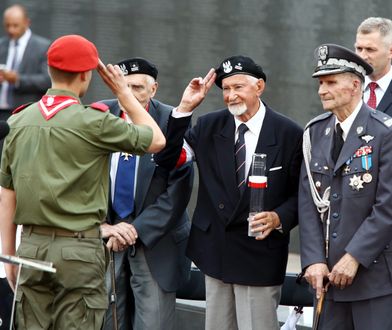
[256,79,265,97]
[150,81,158,98]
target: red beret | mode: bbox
[47,35,99,72]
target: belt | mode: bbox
[23,225,101,239]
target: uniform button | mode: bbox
[385,245,390,250]
[373,259,378,264]
[218,203,224,210]
[333,172,337,177]
[332,193,338,199]
[332,232,337,238]
[332,212,339,219]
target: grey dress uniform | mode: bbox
[299,103,392,329]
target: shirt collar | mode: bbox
[12,28,31,48]
[234,99,265,137]
[365,66,392,93]
[335,100,363,141]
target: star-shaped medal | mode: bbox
[349,174,364,191]
[121,152,133,161]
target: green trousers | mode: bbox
[14,231,109,330]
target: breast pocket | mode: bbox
[310,157,332,194]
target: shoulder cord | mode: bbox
[303,127,331,258]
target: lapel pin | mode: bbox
[325,127,331,136]
[356,126,363,135]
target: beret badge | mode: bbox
[223,61,233,73]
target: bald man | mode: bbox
[0,4,50,118]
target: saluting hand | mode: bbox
[96,59,130,97]
[177,68,216,113]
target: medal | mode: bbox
[361,153,372,184]
[343,165,351,174]
[349,174,364,191]
[362,172,373,183]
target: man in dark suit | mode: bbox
[156,56,303,330]
[355,17,392,114]
[0,4,51,118]
[100,57,193,330]
[299,44,392,329]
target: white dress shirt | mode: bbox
[364,67,392,108]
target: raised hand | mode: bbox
[177,68,216,113]
[96,59,129,96]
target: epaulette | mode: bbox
[304,112,333,130]
[12,102,33,115]
[370,109,392,128]
[87,102,109,112]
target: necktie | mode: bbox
[367,82,378,109]
[7,40,19,107]
[235,123,249,192]
[112,153,136,219]
[332,123,344,163]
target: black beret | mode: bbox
[117,57,158,80]
[215,55,266,88]
[312,44,373,80]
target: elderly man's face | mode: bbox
[317,74,357,113]
[124,73,157,109]
[222,74,263,118]
[355,31,392,81]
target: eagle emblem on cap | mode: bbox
[318,45,328,64]
[119,64,128,75]
[223,61,233,73]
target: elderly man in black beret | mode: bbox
[155,55,303,329]
[98,57,194,330]
[299,44,392,329]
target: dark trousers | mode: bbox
[0,277,13,329]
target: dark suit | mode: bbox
[299,104,392,329]
[158,104,303,285]
[102,98,193,330]
[0,33,51,111]
[377,79,392,115]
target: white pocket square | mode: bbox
[269,166,282,172]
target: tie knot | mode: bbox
[336,123,343,136]
[368,82,378,92]
[238,123,248,135]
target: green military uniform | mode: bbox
[0,89,153,329]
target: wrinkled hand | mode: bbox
[5,263,17,292]
[106,236,131,252]
[101,222,138,251]
[249,211,280,240]
[96,59,129,96]
[304,263,330,299]
[177,68,216,113]
[328,253,359,290]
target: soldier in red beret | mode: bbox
[0,34,166,329]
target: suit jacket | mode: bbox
[0,33,51,108]
[104,98,193,292]
[378,79,392,116]
[299,104,392,302]
[158,104,303,286]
